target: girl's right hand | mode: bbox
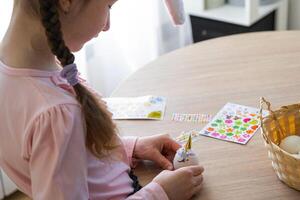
[153,165,204,200]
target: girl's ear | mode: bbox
[58,0,72,13]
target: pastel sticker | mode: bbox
[235,120,243,125]
[243,118,251,123]
[226,133,233,136]
[238,138,246,143]
[240,127,247,131]
[212,132,220,137]
[220,135,227,139]
[218,129,226,134]
[225,119,233,124]
[226,128,233,133]
[250,120,258,125]
[207,127,214,132]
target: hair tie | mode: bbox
[60,63,79,86]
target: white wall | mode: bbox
[0,171,4,199]
[288,0,300,29]
[0,1,13,41]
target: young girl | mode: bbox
[0,0,204,199]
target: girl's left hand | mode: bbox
[133,134,181,170]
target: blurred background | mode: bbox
[1,0,299,98]
[0,0,299,98]
[0,0,299,199]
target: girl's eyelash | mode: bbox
[108,5,112,9]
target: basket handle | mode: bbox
[259,97,272,144]
[259,97,286,145]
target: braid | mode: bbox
[39,0,74,65]
[38,0,117,158]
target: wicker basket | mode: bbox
[260,97,300,191]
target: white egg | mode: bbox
[173,147,199,170]
[279,135,300,154]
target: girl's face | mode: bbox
[59,0,117,51]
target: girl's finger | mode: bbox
[192,182,204,195]
[193,174,203,186]
[153,150,173,170]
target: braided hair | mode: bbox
[38,0,117,158]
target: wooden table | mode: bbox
[112,31,300,200]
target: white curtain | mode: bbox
[85,0,193,96]
[0,1,13,42]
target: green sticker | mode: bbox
[233,125,240,129]
[235,120,242,125]
[216,119,223,123]
[240,127,247,131]
[211,123,218,127]
[226,133,233,136]
[219,129,226,134]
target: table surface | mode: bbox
[112,31,300,200]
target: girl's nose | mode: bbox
[103,13,110,31]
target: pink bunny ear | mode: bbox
[164,0,185,25]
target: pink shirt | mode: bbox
[0,60,168,200]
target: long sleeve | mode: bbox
[27,104,89,200]
[121,136,138,167]
[126,182,169,200]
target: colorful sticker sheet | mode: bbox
[103,96,166,120]
[172,113,212,123]
[199,103,268,145]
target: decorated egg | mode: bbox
[279,135,300,154]
[173,134,199,169]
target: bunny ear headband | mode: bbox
[164,0,185,25]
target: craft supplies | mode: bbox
[175,129,202,144]
[103,96,166,120]
[200,103,267,144]
[172,113,212,123]
[173,134,199,169]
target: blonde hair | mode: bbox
[21,0,117,158]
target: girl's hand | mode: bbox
[153,165,204,200]
[133,134,181,170]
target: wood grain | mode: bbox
[112,31,300,200]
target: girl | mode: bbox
[0,0,204,199]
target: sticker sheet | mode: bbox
[172,113,212,123]
[199,103,267,145]
[103,96,166,120]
